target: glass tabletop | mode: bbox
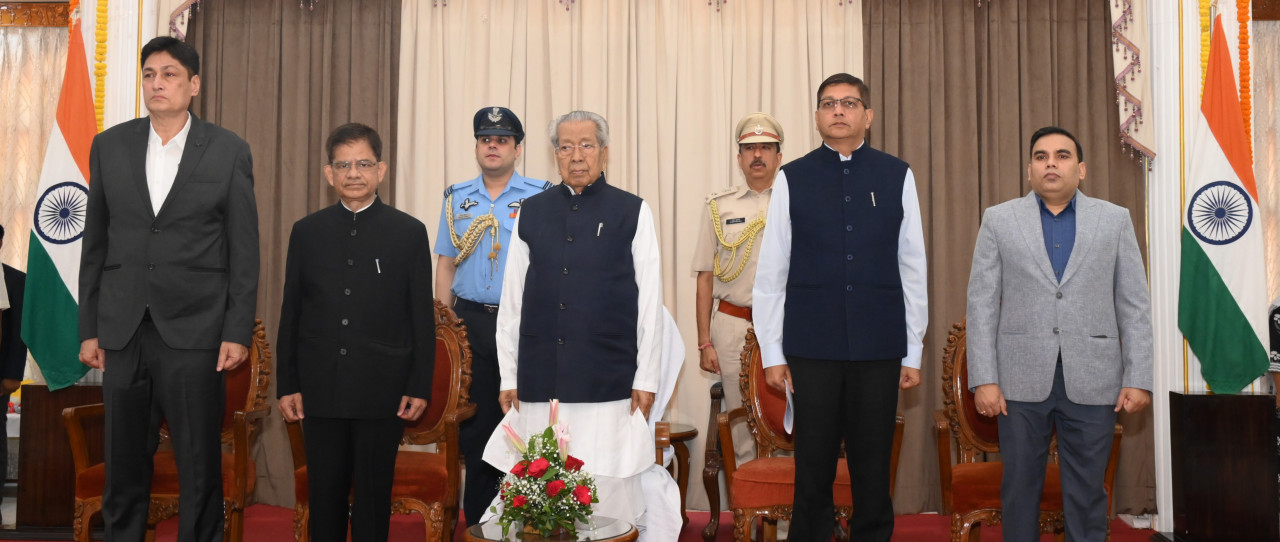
[466,516,635,541]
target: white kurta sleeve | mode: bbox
[898,168,929,370]
[630,201,663,393]
[752,170,791,369]
[496,213,529,391]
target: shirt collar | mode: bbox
[148,112,193,150]
[823,140,865,161]
[342,197,377,213]
[1035,192,1078,215]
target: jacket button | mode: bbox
[339,348,348,355]
[843,168,850,174]
[557,338,565,345]
[559,303,566,310]
[845,225,853,232]
[845,285,853,292]
[1056,292,1063,299]
[344,288,352,295]
[571,204,580,211]
[341,319,349,326]
[350,229,358,237]
[846,254,853,261]
[347,259,354,266]
[1053,327,1060,334]
[151,227,160,233]
[844,196,851,203]
[147,263,155,270]
[566,235,574,242]
[562,267,569,275]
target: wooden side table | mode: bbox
[666,422,698,527]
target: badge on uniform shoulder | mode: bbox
[726,217,746,225]
[460,198,479,211]
[508,199,524,218]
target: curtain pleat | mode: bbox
[187,0,401,506]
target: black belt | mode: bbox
[454,297,499,314]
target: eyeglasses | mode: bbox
[817,97,867,111]
[331,160,379,172]
[555,142,599,156]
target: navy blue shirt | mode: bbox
[1036,194,1077,283]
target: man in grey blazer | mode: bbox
[78,37,259,542]
[966,126,1152,542]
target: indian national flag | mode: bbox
[21,8,97,390]
[1177,15,1268,393]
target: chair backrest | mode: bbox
[401,299,474,445]
[939,319,1000,462]
[160,319,271,445]
[739,328,792,456]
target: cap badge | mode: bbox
[753,125,764,135]
[487,107,503,123]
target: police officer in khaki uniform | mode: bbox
[692,112,784,466]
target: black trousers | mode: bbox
[102,318,225,542]
[788,356,900,542]
[453,299,505,525]
[999,360,1115,542]
[302,416,404,542]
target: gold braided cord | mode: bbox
[708,199,765,283]
[445,193,500,264]
[93,0,106,132]
[1237,0,1250,157]
[1199,0,1211,99]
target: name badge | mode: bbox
[455,213,473,220]
[725,217,746,225]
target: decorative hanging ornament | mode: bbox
[560,0,574,11]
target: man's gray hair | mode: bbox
[548,110,610,148]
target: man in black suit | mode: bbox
[77,37,259,542]
[276,123,434,542]
[0,225,27,525]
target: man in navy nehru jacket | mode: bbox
[491,110,663,524]
[753,73,928,542]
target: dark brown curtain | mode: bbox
[865,0,1154,515]
[187,0,401,506]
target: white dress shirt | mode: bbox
[145,112,193,215]
[752,142,929,370]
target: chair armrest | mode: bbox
[284,419,307,471]
[62,403,105,475]
[934,409,954,515]
[717,407,749,494]
[228,405,271,503]
[702,383,725,541]
[654,421,671,465]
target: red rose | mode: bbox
[512,495,528,508]
[565,455,584,472]
[511,461,528,478]
[527,457,550,478]
[546,479,566,497]
[573,484,592,506]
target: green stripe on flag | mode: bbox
[1178,228,1268,392]
[20,233,88,390]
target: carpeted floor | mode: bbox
[3,505,1158,541]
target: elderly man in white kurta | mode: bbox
[484,111,669,532]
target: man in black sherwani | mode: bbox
[276,123,435,542]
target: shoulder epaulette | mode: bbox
[706,187,737,202]
[443,185,455,197]
[541,181,553,190]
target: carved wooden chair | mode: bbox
[717,328,905,542]
[286,299,476,541]
[935,319,1122,542]
[62,319,272,542]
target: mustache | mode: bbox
[751,159,766,167]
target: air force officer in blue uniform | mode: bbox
[434,107,550,525]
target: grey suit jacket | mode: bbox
[966,191,1152,405]
[79,114,260,351]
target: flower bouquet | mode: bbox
[493,399,599,538]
